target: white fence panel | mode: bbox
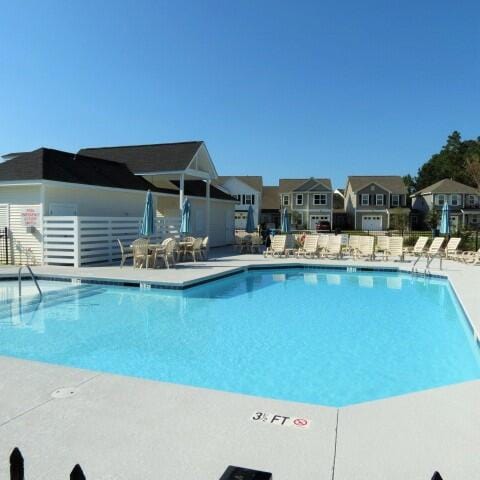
[43,215,181,267]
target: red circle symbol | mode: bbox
[293,418,308,427]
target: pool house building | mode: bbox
[0,143,236,266]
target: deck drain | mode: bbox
[51,387,77,399]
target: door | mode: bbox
[362,215,382,231]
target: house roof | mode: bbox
[215,175,263,192]
[347,176,407,193]
[78,141,203,174]
[0,148,235,201]
[0,148,178,194]
[261,186,280,210]
[412,178,479,196]
[279,178,332,193]
[333,191,345,210]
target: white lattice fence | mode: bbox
[43,216,180,267]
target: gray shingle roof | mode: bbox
[261,186,280,210]
[347,176,407,194]
[413,178,479,196]
[78,141,203,174]
[279,178,332,193]
[215,175,263,192]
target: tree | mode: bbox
[466,153,480,188]
[402,174,416,194]
[415,131,480,190]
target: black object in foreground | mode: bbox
[220,465,272,479]
[10,448,24,480]
[431,472,443,480]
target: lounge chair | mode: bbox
[442,237,461,259]
[375,235,389,258]
[117,239,133,268]
[461,248,480,265]
[296,235,319,258]
[322,235,342,259]
[346,235,361,257]
[354,236,375,260]
[383,236,404,262]
[132,238,154,269]
[412,237,445,270]
[406,236,429,257]
[263,234,287,258]
[317,234,330,256]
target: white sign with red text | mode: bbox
[21,206,41,227]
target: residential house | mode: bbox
[279,178,333,230]
[214,176,263,230]
[344,176,409,231]
[260,186,280,228]
[411,178,480,230]
[0,142,236,266]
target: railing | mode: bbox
[18,266,42,299]
[43,216,181,267]
[0,226,10,264]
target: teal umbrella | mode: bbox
[281,208,291,233]
[440,202,450,235]
[245,205,255,233]
[180,198,191,235]
[139,190,154,237]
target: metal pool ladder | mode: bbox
[18,265,42,299]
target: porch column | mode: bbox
[179,174,185,210]
[206,179,211,242]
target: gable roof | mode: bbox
[279,178,332,193]
[261,186,280,210]
[78,141,203,174]
[347,176,407,194]
[0,148,235,201]
[215,175,263,192]
[0,148,177,194]
[412,178,479,196]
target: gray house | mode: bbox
[279,178,333,230]
[344,176,409,231]
[411,178,480,231]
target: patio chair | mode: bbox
[346,235,361,257]
[442,237,461,259]
[317,234,330,257]
[406,236,429,256]
[156,238,177,269]
[461,248,480,265]
[295,234,319,258]
[117,239,133,268]
[200,236,209,259]
[263,234,287,258]
[354,236,375,260]
[132,238,154,269]
[250,234,263,254]
[383,236,404,262]
[322,235,342,259]
[375,235,389,257]
[184,237,204,262]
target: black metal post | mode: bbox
[10,448,24,480]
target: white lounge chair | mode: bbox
[263,235,287,258]
[375,235,389,257]
[461,248,480,265]
[383,236,404,262]
[323,235,342,259]
[346,235,361,257]
[442,237,461,259]
[406,236,429,257]
[296,235,319,258]
[355,236,375,260]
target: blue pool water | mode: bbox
[0,269,479,406]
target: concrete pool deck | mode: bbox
[0,251,479,478]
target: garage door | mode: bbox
[310,215,330,230]
[362,216,382,231]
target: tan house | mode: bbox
[279,178,333,230]
[411,178,480,230]
[344,176,409,231]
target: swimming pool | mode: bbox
[0,269,479,406]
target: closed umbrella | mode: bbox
[440,202,450,235]
[281,208,291,233]
[180,198,191,235]
[245,205,255,233]
[139,190,154,237]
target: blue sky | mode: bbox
[0,0,479,188]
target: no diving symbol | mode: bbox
[293,418,308,427]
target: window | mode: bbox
[361,194,369,206]
[376,194,384,206]
[466,194,478,207]
[391,194,400,207]
[296,194,303,206]
[242,194,254,205]
[282,195,289,206]
[233,194,241,202]
[437,194,445,206]
[450,194,460,206]
[314,194,327,205]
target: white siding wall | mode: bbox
[218,178,260,228]
[0,185,43,265]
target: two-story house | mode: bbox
[344,176,409,231]
[214,176,263,230]
[279,178,333,230]
[411,179,480,230]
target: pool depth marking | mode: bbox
[251,411,311,429]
